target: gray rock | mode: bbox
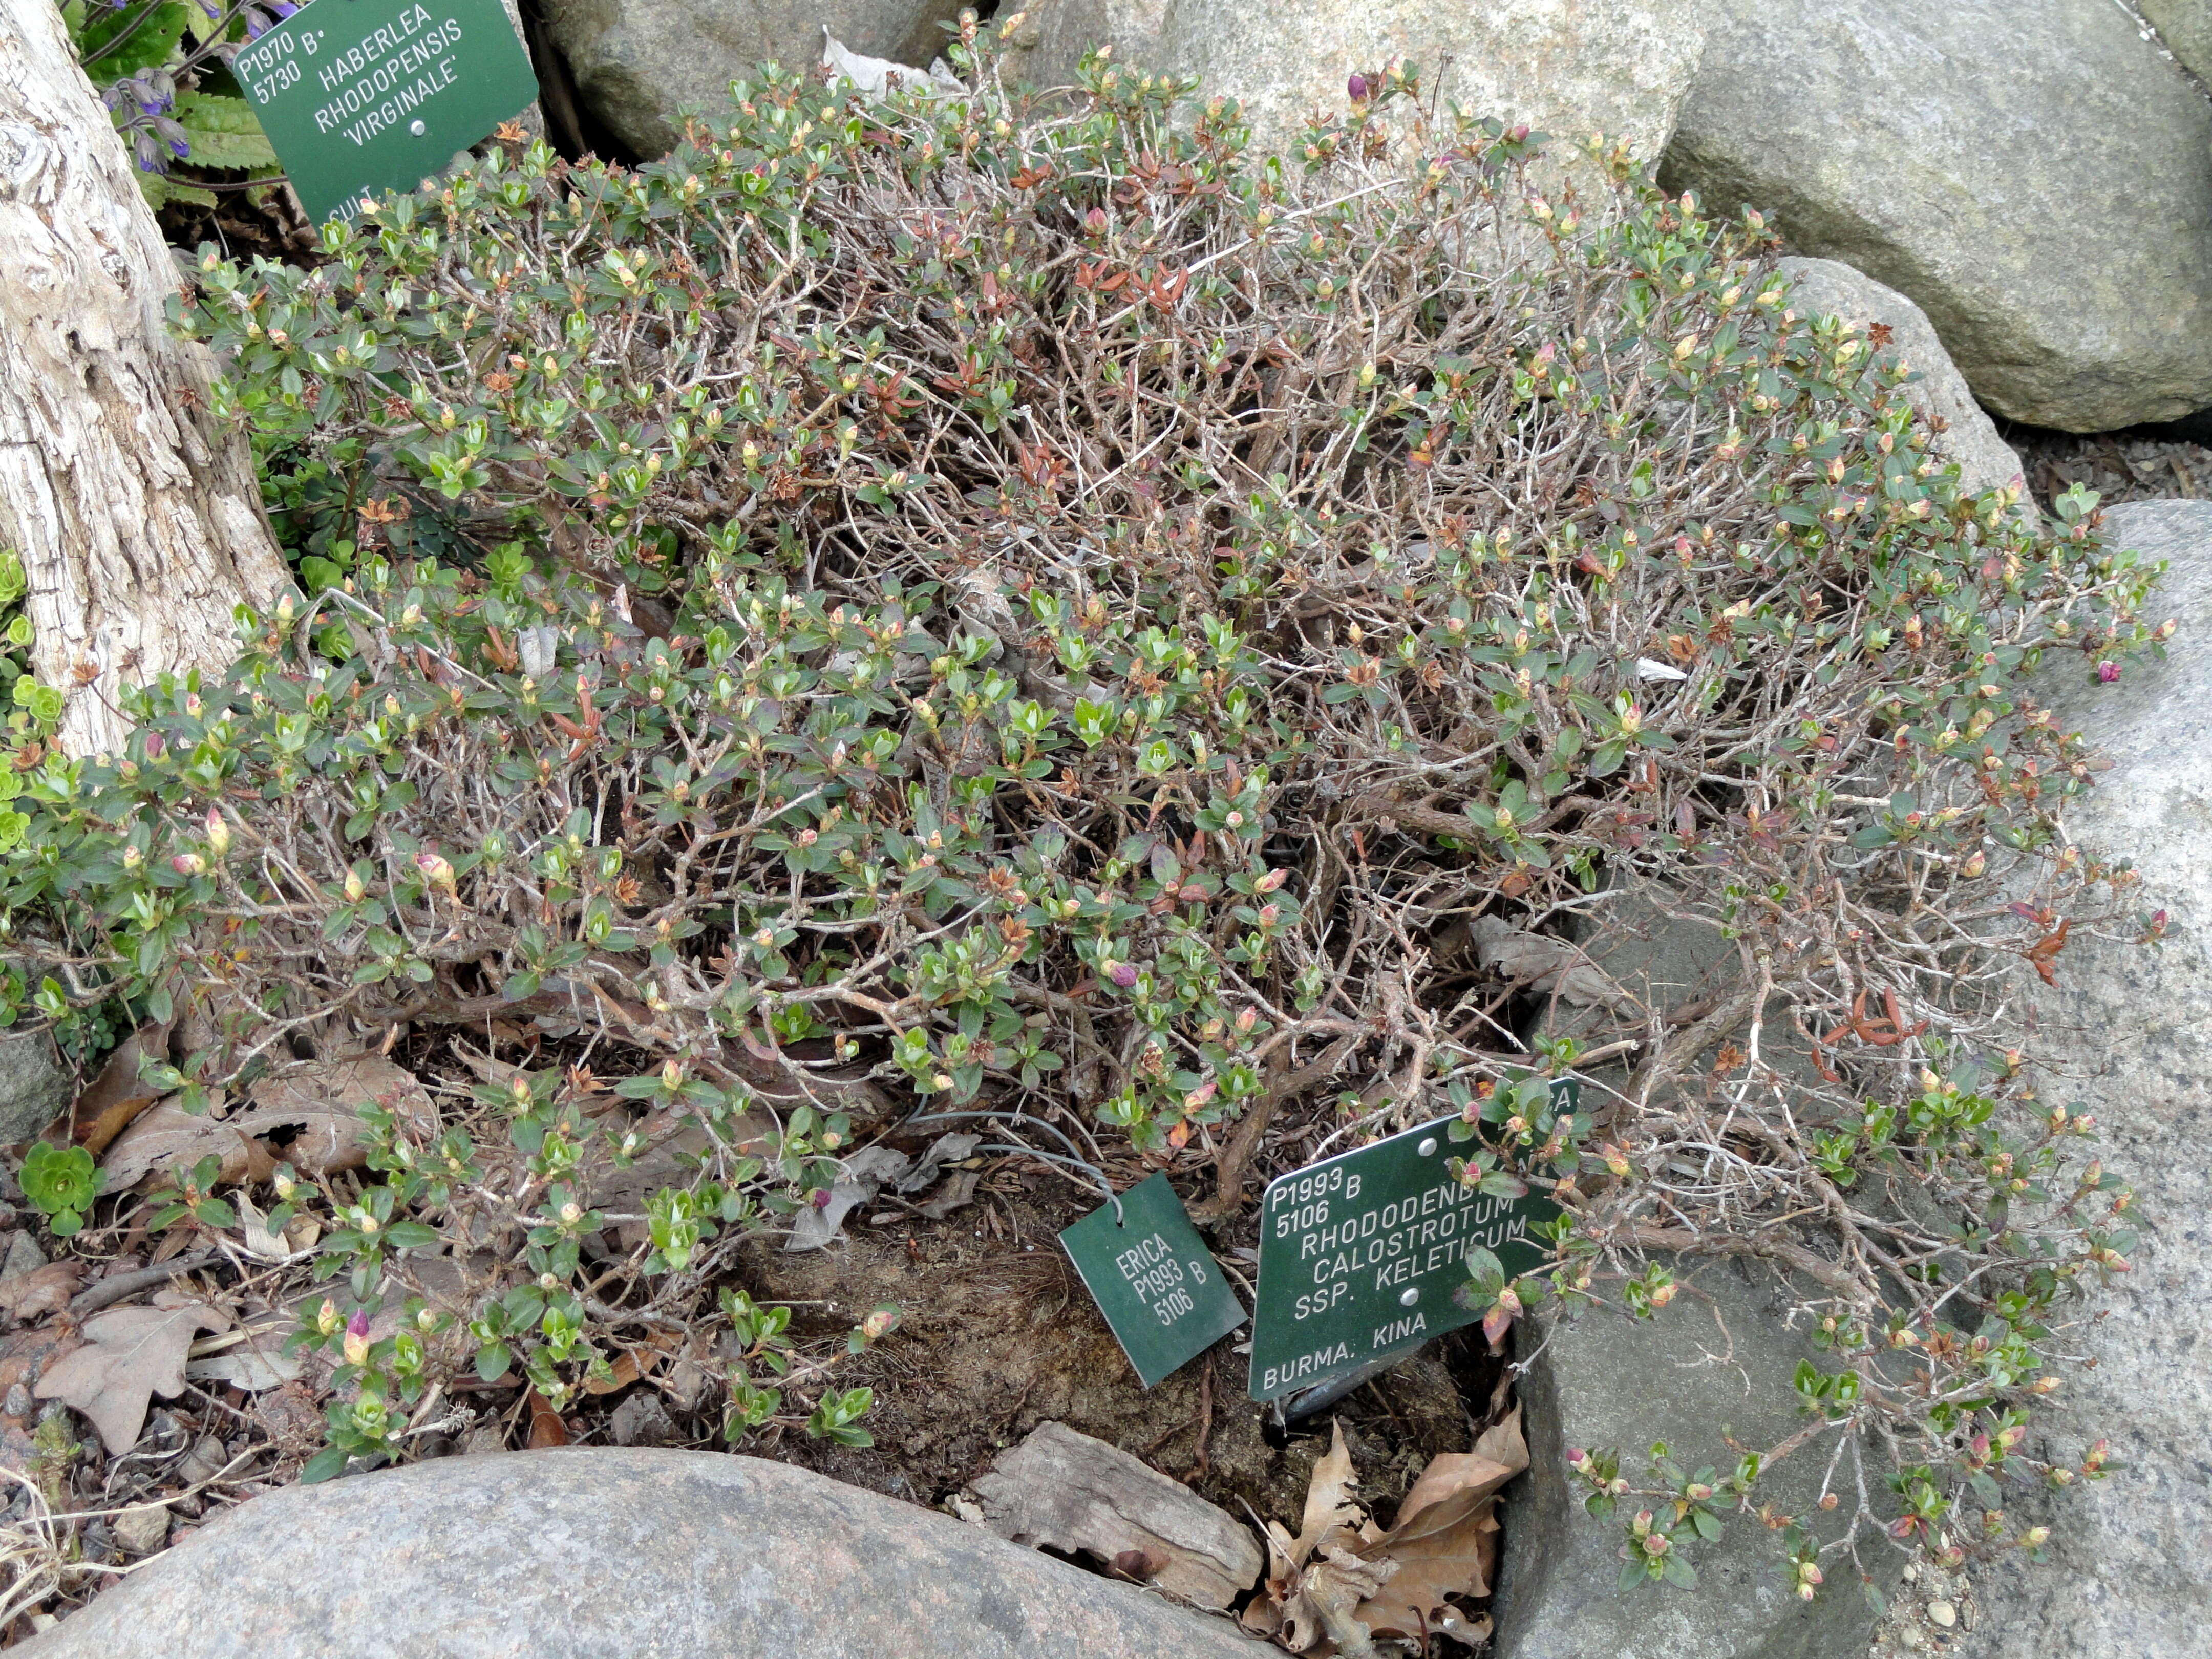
[21,1448,1267,1658]
[1,1228,44,1284]
[1662,0,2212,431]
[1004,0,1710,164]
[176,1435,227,1488]
[2142,1,2212,83]
[542,0,966,157]
[1495,1262,1902,1659]
[0,1026,72,1145]
[110,1504,168,1559]
[1954,500,2212,1659]
[1543,886,1826,1093]
[607,1390,674,1447]
[1774,257,2029,512]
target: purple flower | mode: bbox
[1347,73,1368,103]
[269,1,298,14]
[1106,961,1139,989]
[2096,660,2120,684]
[170,139,190,159]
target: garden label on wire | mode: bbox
[231,0,539,224]
[1248,1082,1573,1402]
[1058,1173,1246,1388]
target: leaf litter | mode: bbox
[33,1291,231,1456]
[1242,1409,1529,1654]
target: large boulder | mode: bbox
[1662,0,2212,431]
[541,0,966,157]
[23,1448,1267,1658]
[1775,257,2028,509]
[1954,500,2212,1659]
[2142,1,2212,82]
[1493,1261,1899,1659]
[1004,0,1711,164]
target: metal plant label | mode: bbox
[1248,1088,1571,1401]
[1059,1173,1246,1388]
[232,0,538,225]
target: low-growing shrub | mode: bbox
[4,15,2155,1589]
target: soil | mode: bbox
[728,1171,1500,1532]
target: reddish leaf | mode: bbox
[525,1389,570,1448]
[2026,918,2071,987]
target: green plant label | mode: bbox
[231,0,538,225]
[1059,1172,1246,1389]
[1248,1085,1572,1402]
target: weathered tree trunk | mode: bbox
[0,0,287,758]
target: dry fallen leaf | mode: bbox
[1244,1421,1389,1651]
[185,1314,302,1391]
[97,1054,438,1193]
[1466,916,1639,1015]
[241,1053,438,1174]
[69,1022,171,1157]
[582,1347,646,1396]
[1292,1419,1367,1562]
[525,1388,571,1448]
[234,1193,291,1263]
[96,1100,271,1194]
[1247,1412,1532,1653]
[0,1262,83,1322]
[1351,1408,1530,1642]
[34,1300,230,1453]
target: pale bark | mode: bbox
[0,0,287,758]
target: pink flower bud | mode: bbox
[172,853,205,876]
[343,1308,371,1367]
[1347,73,1368,102]
[2096,660,2120,684]
[1107,961,1139,988]
[1254,867,1288,893]
[204,807,230,856]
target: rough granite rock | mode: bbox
[1953,500,2212,1659]
[1494,1262,1901,1659]
[21,1449,1268,1658]
[541,0,966,157]
[1662,0,2212,431]
[1004,0,1710,163]
[0,1026,72,1145]
[2142,0,2212,83]
[1774,257,2027,509]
